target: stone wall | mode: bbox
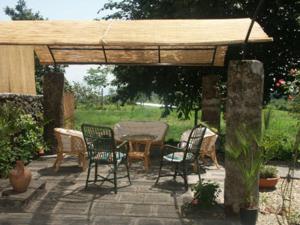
[0,93,43,122]
[201,74,221,130]
[43,72,64,152]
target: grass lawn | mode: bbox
[74,104,299,143]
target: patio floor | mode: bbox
[0,156,239,225]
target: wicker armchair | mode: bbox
[53,128,87,172]
[180,128,220,168]
[200,133,220,168]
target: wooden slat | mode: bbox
[161,49,214,64]
[214,46,228,66]
[0,19,272,46]
[160,45,214,50]
[0,45,35,95]
[52,49,105,63]
[0,19,272,66]
[106,50,158,64]
[50,45,102,49]
[0,21,108,45]
[34,46,54,64]
[103,19,272,46]
[105,45,157,50]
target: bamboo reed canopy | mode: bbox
[0,19,272,66]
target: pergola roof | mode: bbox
[0,19,272,66]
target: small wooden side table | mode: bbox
[121,134,156,171]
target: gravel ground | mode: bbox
[257,179,300,225]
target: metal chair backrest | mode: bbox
[81,124,116,161]
[184,124,207,160]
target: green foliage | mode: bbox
[4,0,43,20]
[0,103,44,177]
[261,133,295,161]
[259,165,278,179]
[192,181,221,208]
[4,0,65,94]
[75,103,298,160]
[71,82,109,108]
[74,104,194,141]
[84,66,109,92]
[109,66,204,119]
[268,98,291,111]
[284,68,300,119]
[225,125,264,208]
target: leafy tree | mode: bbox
[4,0,65,94]
[101,0,300,118]
[84,67,108,94]
[71,82,100,105]
[84,66,110,107]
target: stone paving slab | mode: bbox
[0,157,261,225]
[0,180,46,212]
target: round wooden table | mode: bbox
[121,134,156,171]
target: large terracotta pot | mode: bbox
[9,160,32,193]
[259,177,279,189]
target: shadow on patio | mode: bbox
[0,156,238,225]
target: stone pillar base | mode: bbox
[201,74,220,130]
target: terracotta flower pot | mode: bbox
[38,148,45,156]
[9,160,32,193]
[259,177,279,189]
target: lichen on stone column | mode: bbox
[224,60,264,214]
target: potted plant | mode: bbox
[181,180,221,216]
[226,125,263,225]
[0,103,44,192]
[259,165,279,189]
[191,180,221,208]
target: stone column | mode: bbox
[201,74,220,130]
[43,72,64,153]
[224,60,264,215]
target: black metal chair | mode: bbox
[155,124,207,190]
[81,124,131,193]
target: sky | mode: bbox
[0,0,120,92]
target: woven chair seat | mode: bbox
[94,152,126,164]
[163,152,194,163]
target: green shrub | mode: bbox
[268,98,291,111]
[261,133,295,161]
[192,181,221,208]
[259,165,278,178]
[0,103,44,178]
